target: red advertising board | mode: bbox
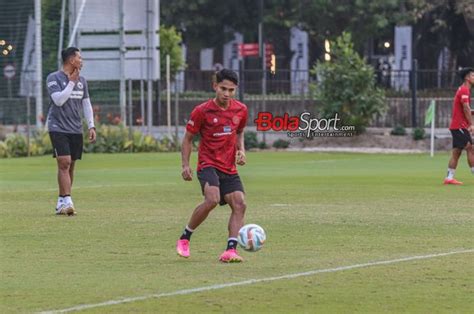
[238,43,274,57]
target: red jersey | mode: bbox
[449,85,471,130]
[186,98,248,174]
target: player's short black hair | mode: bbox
[61,47,80,64]
[215,69,238,85]
[459,67,474,81]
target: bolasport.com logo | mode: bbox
[254,112,356,138]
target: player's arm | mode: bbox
[181,131,194,181]
[50,69,79,107]
[82,98,96,143]
[236,130,246,166]
[463,103,472,124]
[236,108,248,166]
[461,94,473,132]
[81,79,96,143]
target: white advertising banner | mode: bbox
[391,26,412,91]
[290,27,309,95]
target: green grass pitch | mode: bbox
[1,152,473,313]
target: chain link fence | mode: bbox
[0,68,459,129]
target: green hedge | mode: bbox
[0,130,53,158]
[0,124,177,158]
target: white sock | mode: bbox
[471,167,474,174]
[446,168,455,180]
[56,197,64,209]
[64,196,73,205]
[185,225,194,232]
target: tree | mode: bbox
[42,0,64,77]
[400,0,474,70]
[161,0,263,69]
[160,0,404,69]
[161,0,261,48]
[311,32,386,133]
[160,25,185,80]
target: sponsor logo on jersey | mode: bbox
[213,126,232,137]
[70,91,84,99]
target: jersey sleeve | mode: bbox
[237,106,248,133]
[460,88,470,105]
[46,73,62,95]
[186,106,203,134]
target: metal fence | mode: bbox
[1,68,460,100]
[0,68,460,129]
[179,69,460,95]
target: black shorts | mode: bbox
[49,132,83,160]
[450,129,472,149]
[197,167,245,206]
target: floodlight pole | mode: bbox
[259,0,266,145]
[128,79,133,136]
[430,101,435,157]
[166,54,171,138]
[411,59,418,128]
[119,0,127,126]
[68,0,87,47]
[146,0,154,134]
[57,0,66,69]
[34,0,43,129]
[155,0,161,134]
[174,80,179,148]
[140,79,145,133]
[258,0,263,57]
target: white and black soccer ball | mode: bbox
[237,224,266,252]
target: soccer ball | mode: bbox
[237,224,266,252]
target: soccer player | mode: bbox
[176,69,248,263]
[46,47,96,215]
[444,67,474,185]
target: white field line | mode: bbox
[38,248,474,314]
[288,147,426,154]
[1,183,176,193]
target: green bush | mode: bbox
[84,124,177,153]
[33,129,53,155]
[0,140,9,157]
[4,133,28,157]
[412,128,425,141]
[0,130,53,158]
[272,139,290,149]
[258,141,268,149]
[0,125,7,141]
[310,32,386,133]
[133,132,159,152]
[390,125,407,136]
[244,131,259,150]
[0,124,178,158]
[84,124,131,153]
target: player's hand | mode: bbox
[68,68,80,82]
[88,128,96,143]
[469,125,474,135]
[182,166,193,181]
[236,150,246,166]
